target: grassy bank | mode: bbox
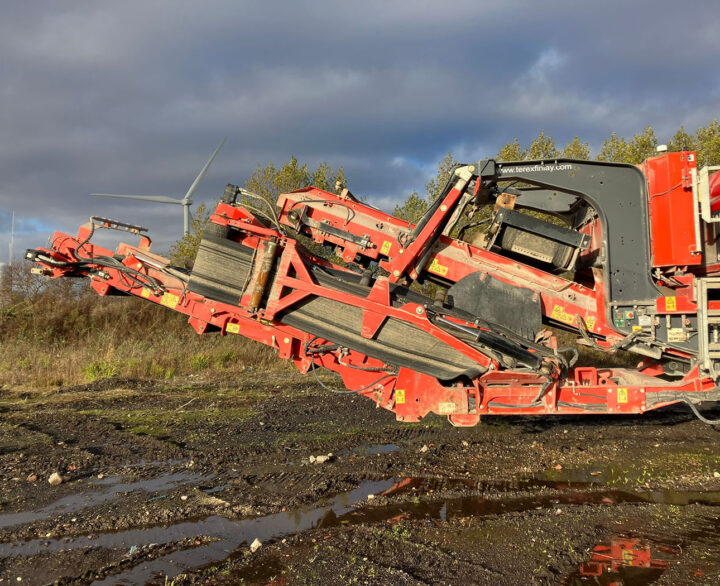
[0,267,286,388]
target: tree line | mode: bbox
[172,119,720,259]
[396,120,720,223]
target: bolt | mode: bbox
[416,307,424,315]
[283,337,290,344]
[393,270,400,277]
[440,205,448,212]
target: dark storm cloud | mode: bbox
[1,0,719,256]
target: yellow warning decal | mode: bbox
[160,292,179,309]
[141,288,151,298]
[428,258,449,276]
[553,307,596,332]
[380,240,392,255]
[665,296,677,311]
[551,304,576,326]
[617,388,628,404]
[632,325,643,332]
[226,323,240,334]
[396,389,406,404]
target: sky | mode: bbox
[1,0,719,259]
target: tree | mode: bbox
[169,203,210,265]
[696,119,720,167]
[425,152,459,203]
[527,131,559,160]
[311,161,346,193]
[496,138,525,162]
[596,131,629,163]
[244,156,309,204]
[562,136,590,160]
[668,125,697,154]
[393,191,428,224]
[624,126,658,164]
[169,158,346,264]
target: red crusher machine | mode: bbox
[26,152,720,426]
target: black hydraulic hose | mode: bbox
[648,389,720,425]
[304,336,398,394]
[682,399,720,425]
[428,309,545,370]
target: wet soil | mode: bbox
[2,370,720,584]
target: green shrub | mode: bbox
[84,360,118,382]
[190,353,210,371]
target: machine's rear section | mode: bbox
[26,151,720,425]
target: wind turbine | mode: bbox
[91,138,226,235]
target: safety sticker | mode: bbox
[551,305,575,326]
[665,296,677,311]
[438,402,456,415]
[380,240,392,255]
[638,314,653,328]
[428,258,449,276]
[617,388,628,404]
[395,389,406,404]
[667,328,687,342]
[160,292,179,309]
[141,288,151,298]
[226,323,240,334]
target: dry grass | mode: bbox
[0,265,286,388]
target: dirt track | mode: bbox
[2,370,720,585]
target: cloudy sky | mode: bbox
[1,0,719,258]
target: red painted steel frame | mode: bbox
[29,212,713,428]
[29,153,720,425]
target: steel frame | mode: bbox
[27,154,720,426]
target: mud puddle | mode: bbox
[562,533,682,585]
[0,479,397,585]
[0,471,212,529]
[5,473,720,584]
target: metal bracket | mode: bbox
[297,206,371,249]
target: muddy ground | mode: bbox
[1,370,720,585]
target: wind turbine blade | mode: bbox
[91,194,183,204]
[183,138,226,202]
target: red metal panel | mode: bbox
[641,152,700,267]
